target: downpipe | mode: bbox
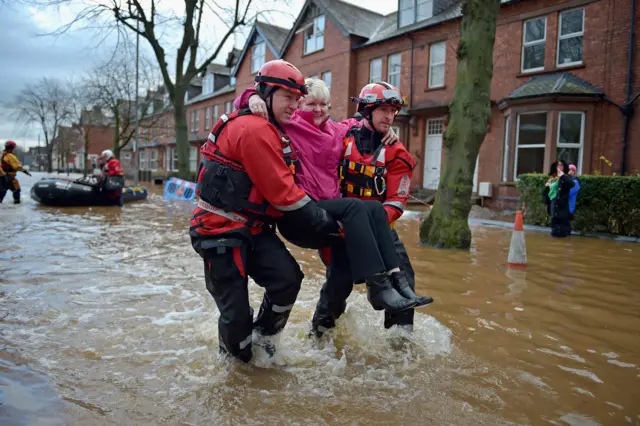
[621,0,636,175]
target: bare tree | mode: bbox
[13,78,73,173]
[85,46,162,160]
[27,0,283,179]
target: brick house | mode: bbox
[229,0,639,209]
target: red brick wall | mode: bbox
[86,125,116,156]
[282,17,355,120]
[235,45,277,95]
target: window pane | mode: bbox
[322,72,332,89]
[523,43,545,70]
[518,113,547,145]
[429,64,444,87]
[560,9,584,35]
[417,0,433,21]
[316,15,325,32]
[556,147,580,166]
[524,18,545,43]
[503,117,511,182]
[558,113,582,145]
[389,72,400,87]
[399,9,414,27]
[430,42,445,64]
[400,0,413,8]
[558,36,583,65]
[516,147,545,175]
[316,33,324,51]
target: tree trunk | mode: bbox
[46,143,53,173]
[173,97,190,180]
[113,114,122,159]
[419,0,501,249]
[84,129,90,176]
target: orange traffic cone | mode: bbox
[508,210,527,269]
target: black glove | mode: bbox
[23,170,32,177]
[283,200,339,235]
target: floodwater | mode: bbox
[1,172,639,426]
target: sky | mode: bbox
[0,0,397,149]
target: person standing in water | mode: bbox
[1,140,31,204]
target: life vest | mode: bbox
[1,151,15,174]
[339,128,387,201]
[196,108,298,225]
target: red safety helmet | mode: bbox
[351,82,405,116]
[255,60,308,97]
[5,140,17,150]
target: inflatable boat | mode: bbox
[30,176,148,207]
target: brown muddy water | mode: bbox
[1,172,639,426]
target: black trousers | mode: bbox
[195,230,304,362]
[316,230,416,329]
[0,176,20,203]
[277,198,399,282]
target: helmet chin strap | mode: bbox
[259,84,286,135]
[363,106,382,134]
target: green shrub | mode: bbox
[516,174,640,236]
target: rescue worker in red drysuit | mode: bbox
[99,149,125,206]
[312,82,433,337]
[1,140,31,204]
[190,60,343,362]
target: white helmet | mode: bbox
[101,149,114,159]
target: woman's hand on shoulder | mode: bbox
[248,95,268,120]
[382,127,399,145]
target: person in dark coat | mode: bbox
[549,160,574,238]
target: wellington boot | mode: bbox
[390,272,433,307]
[366,274,416,313]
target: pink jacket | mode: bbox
[234,88,360,200]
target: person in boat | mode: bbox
[99,150,125,206]
[190,60,422,362]
[1,140,31,204]
[236,79,433,337]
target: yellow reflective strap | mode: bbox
[348,161,356,170]
[364,166,375,177]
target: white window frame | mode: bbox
[369,58,382,84]
[556,111,585,173]
[557,8,585,68]
[322,71,332,90]
[195,109,200,132]
[189,146,198,172]
[170,147,178,171]
[502,116,511,182]
[304,15,325,55]
[225,101,231,114]
[399,0,415,27]
[139,150,148,170]
[205,106,210,130]
[251,42,266,73]
[388,53,402,88]
[149,149,158,171]
[521,16,547,73]
[189,111,195,132]
[213,104,219,122]
[416,0,434,22]
[428,42,446,88]
[513,111,548,179]
[203,74,214,94]
[123,152,132,161]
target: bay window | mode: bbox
[514,112,547,177]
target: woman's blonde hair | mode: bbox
[304,78,331,105]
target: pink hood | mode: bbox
[234,88,360,200]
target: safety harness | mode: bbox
[339,128,387,199]
[197,108,298,226]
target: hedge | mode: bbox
[516,174,640,237]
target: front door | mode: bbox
[423,119,444,189]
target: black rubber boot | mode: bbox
[366,274,416,313]
[390,271,433,307]
[310,308,336,338]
